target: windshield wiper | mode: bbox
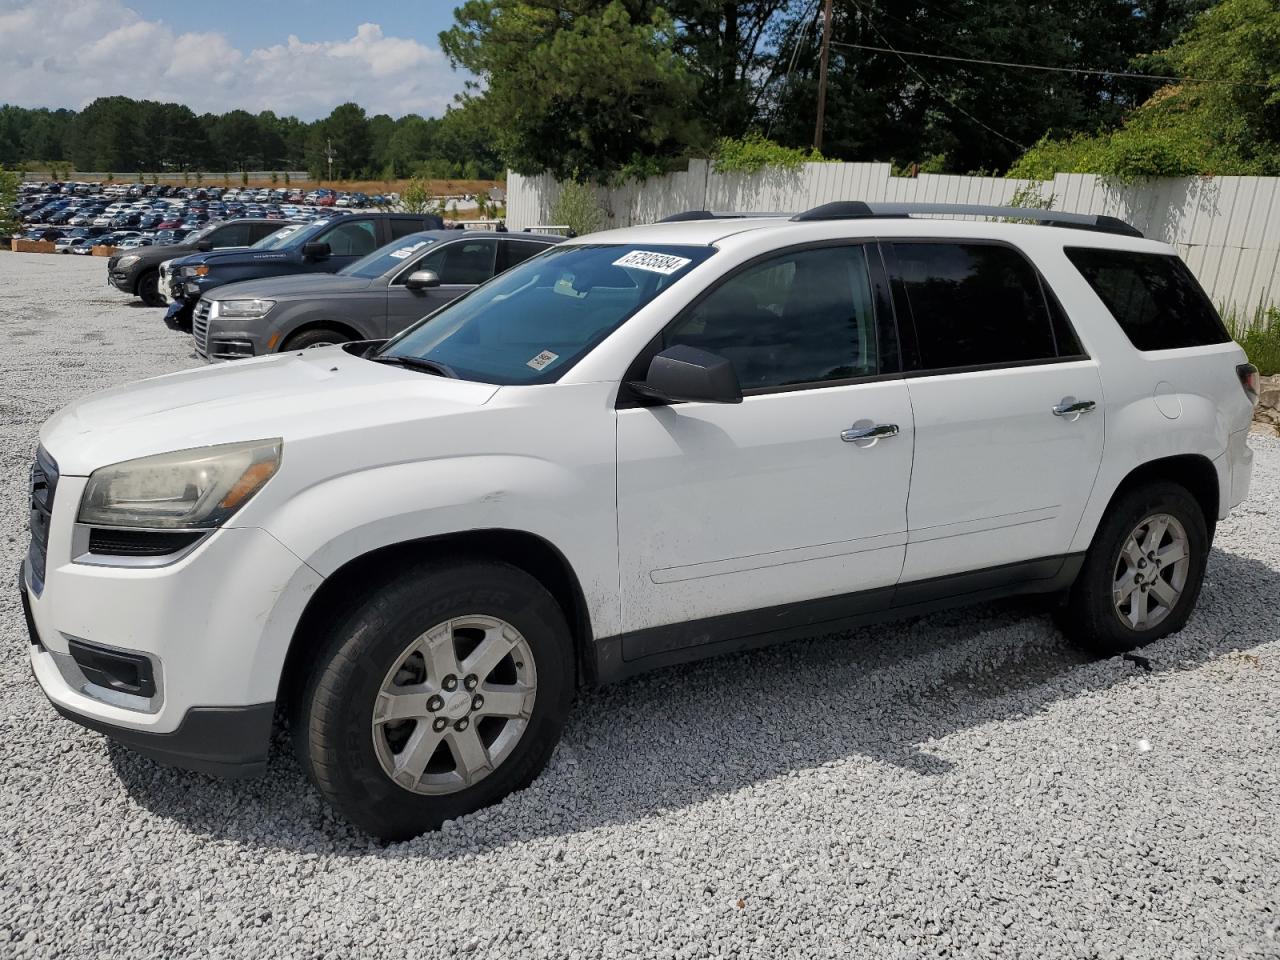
[368,354,458,378]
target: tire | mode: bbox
[1060,482,1209,656]
[137,270,165,307]
[292,560,574,840]
[281,327,351,352]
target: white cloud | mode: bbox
[0,1,466,118]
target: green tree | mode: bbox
[311,103,372,178]
[400,177,436,213]
[0,166,21,237]
[441,0,701,180]
[1010,0,1280,178]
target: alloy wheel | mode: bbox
[1111,513,1191,631]
[371,615,538,795]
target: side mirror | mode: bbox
[195,240,212,251]
[630,345,742,405]
[404,269,441,291]
[301,241,330,259]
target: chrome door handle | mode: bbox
[841,423,899,443]
[1052,398,1096,418]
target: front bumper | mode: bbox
[108,269,136,294]
[23,481,324,775]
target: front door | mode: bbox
[386,237,500,337]
[615,243,915,656]
[884,240,1105,584]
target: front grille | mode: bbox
[192,299,212,357]
[27,447,59,595]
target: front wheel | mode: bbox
[281,327,351,352]
[137,270,165,307]
[1060,482,1209,656]
[292,560,574,840]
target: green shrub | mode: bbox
[712,133,825,174]
[550,178,605,236]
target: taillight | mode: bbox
[1237,363,1259,405]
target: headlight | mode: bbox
[78,439,282,529]
[217,298,275,319]
[116,254,140,269]
[180,264,209,277]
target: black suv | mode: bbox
[108,219,290,307]
[162,213,445,329]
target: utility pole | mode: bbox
[325,138,336,183]
[813,0,834,152]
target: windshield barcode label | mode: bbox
[612,250,693,275]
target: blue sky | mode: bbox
[121,0,460,54]
[0,0,472,119]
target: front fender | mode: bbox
[260,454,620,638]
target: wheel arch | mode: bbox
[277,317,365,351]
[277,528,596,708]
[1094,454,1219,543]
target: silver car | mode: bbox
[192,230,562,361]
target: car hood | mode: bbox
[114,242,197,264]
[208,274,375,301]
[171,246,298,269]
[40,348,499,475]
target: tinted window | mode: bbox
[390,218,425,239]
[209,222,251,247]
[418,238,498,285]
[499,239,553,272]
[318,220,378,256]
[665,245,878,390]
[1064,248,1229,351]
[248,221,281,242]
[345,236,439,280]
[893,242,1055,370]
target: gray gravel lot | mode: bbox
[1,250,1278,959]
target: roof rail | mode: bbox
[791,201,1143,238]
[658,210,791,223]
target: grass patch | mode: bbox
[1221,303,1280,376]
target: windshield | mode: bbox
[252,223,308,250]
[184,220,223,243]
[377,243,715,384]
[341,235,438,279]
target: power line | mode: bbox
[827,40,1274,89]
[850,3,1027,150]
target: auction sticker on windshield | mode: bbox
[389,241,429,260]
[527,350,559,371]
[612,250,693,275]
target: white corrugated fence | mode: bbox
[506,160,1280,320]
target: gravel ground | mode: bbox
[1,250,1278,960]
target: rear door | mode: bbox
[885,240,1105,584]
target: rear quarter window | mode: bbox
[1064,248,1229,351]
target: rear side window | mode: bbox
[1064,248,1229,350]
[390,218,424,239]
[891,242,1057,370]
[499,239,553,272]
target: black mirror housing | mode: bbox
[633,345,742,404]
[301,241,330,259]
[195,240,212,251]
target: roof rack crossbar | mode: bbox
[658,210,793,223]
[790,201,1142,238]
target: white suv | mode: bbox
[23,202,1258,839]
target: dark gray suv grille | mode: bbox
[27,447,59,595]
[193,300,212,358]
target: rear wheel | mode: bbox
[137,269,165,307]
[292,560,574,840]
[281,327,351,352]
[1061,482,1209,656]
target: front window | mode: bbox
[377,243,715,384]
[341,236,439,279]
[252,223,308,250]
